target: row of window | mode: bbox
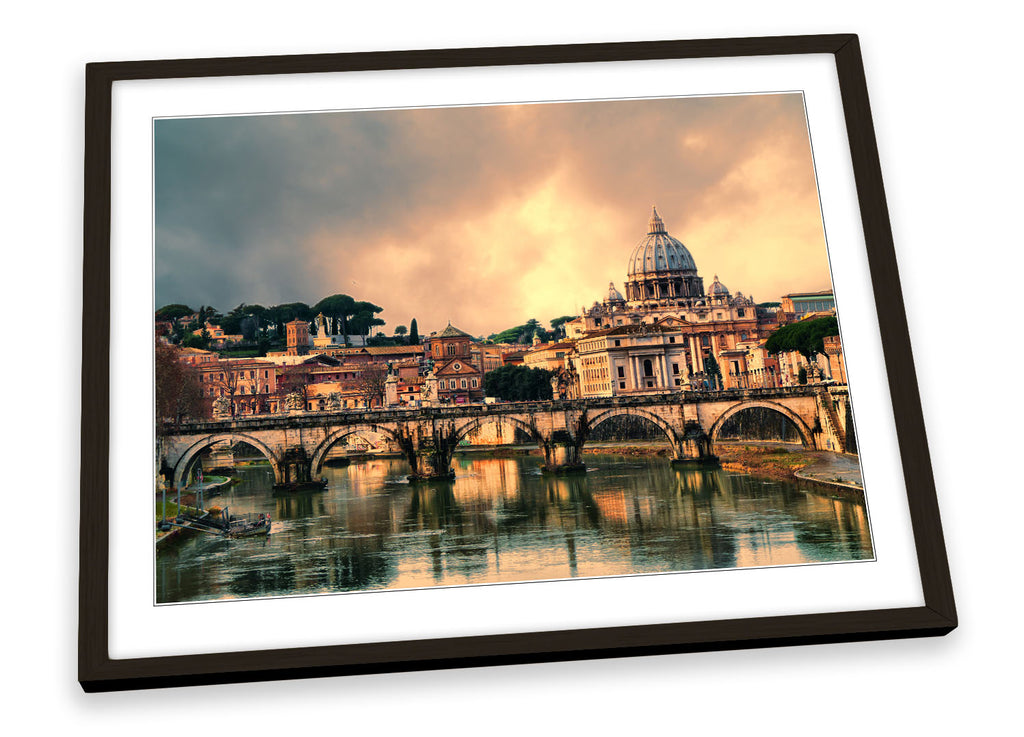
[441,378,478,390]
[201,369,270,382]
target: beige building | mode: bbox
[523,341,574,372]
[572,325,692,397]
[560,207,848,394]
[564,208,762,356]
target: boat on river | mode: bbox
[165,507,271,538]
[225,513,271,538]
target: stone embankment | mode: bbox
[716,443,864,497]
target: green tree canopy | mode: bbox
[155,304,194,320]
[549,315,577,338]
[703,353,721,378]
[484,365,554,401]
[348,300,385,337]
[312,294,357,335]
[491,318,549,344]
[408,318,419,345]
[219,303,268,338]
[763,316,839,358]
[181,331,209,350]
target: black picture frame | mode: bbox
[80,33,956,692]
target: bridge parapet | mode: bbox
[160,385,846,487]
[166,385,827,435]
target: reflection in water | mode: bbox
[156,454,874,604]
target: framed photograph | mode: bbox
[80,34,955,692]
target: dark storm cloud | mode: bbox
[155,93,828,335]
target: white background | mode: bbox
[2,1,1019,734]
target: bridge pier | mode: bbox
[671,421,718,466]
[542,431,586,475]
[279,447,314,486]
[402,425,457,483]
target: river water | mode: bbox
[156,453,873,604]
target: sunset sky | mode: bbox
[155,92,833,337]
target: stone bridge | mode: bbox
[159,386,852,488]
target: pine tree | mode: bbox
[408,318,419,345]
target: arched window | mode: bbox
[643,359,654,377]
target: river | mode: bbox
[156,453,873,604]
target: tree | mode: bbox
[491,318,549,345]
[704,352,720,382]
[356,364,389,408]
[155,304,194,321]
[268,302,313,336]
[155,339,203,427]
[798,366,808,385]
[408,318,420,345]
[394,325,407,340]
[764,316,839,358]
[549,315,576,338]
[312,294,356,335]
[348,300,385,339]
[212,365,242,416]
[182,330,210,350]
[484,365,554,401]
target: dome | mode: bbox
[707,275,730,296]
[627,207,697,277]
[605,282,625,303]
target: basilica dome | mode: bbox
[707,275,730,296]
[627,207,697,277]
[623,207,705,306]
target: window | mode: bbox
[471,378,478,388]
[460,379,467,389]
[619,382,626,389]
[672,363,679,375]
[617,366,625,378]
[614,339,621,346]
[738,309,746,317]
[669,336,676,343]
[447,344,456,356]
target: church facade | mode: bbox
[563,207,776,395]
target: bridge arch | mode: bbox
[585,407,680,447]
[310,423,403,477]
[708,400,814,448]
[452,414,543,448]
[173,433,282,490]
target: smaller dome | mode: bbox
[707,275,730,296]
[605,282,625,303]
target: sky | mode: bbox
[155,92,832,338]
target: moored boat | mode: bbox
[225,513,272,538]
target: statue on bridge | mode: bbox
[285,390,305,412]
[212,395,232,420]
